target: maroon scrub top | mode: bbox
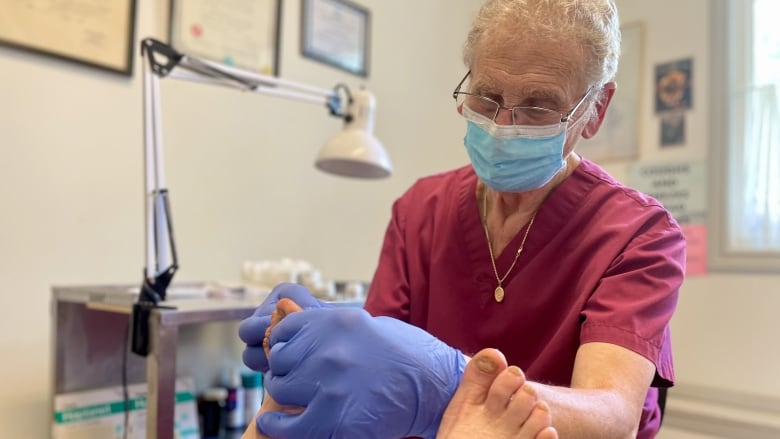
[365,160,685,438]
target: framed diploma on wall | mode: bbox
[301,0,370,77]
[0,0,137,75]
[170,0,282,75]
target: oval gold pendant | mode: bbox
[494,286,505,303]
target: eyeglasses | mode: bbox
[452,71,593,126]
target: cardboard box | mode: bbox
[53,377,199,439]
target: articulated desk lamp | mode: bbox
[131,38,392,356]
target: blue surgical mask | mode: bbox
[463,105,570,192]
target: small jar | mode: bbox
[198,387,227,438]
[242,372,264,426]
[225,369,246,430]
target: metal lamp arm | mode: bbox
[134,38,352,356]
[141,38,353,288]
[142,38,338,103]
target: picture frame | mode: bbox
[655,57,693,113]
[301,0,370,77]
[170,0,281,76]
[0,0,137,76]
[578,21,644,162]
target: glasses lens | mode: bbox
[455,92,564,126]
[456,93,498,119]
[513,107,561,126]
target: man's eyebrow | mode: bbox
[470,79,563,104]
[469,79,500,95]
[512,87,563,104]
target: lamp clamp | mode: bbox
[141,38,183,78]
[131,266,178,357]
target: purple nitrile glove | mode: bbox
[258,307,466,439]
[238,282,328,372]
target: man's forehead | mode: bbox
[470,38,588,97]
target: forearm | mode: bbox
[533,383,638,439]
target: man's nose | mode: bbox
[494,107,515,125]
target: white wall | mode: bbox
[611,0,780,397]
[0,1,478,436]
[609,0,780,437]
[3,0,779,437]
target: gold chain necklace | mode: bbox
[481,189,537,303]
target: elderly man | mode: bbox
[240,1,685,438]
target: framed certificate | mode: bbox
[170,0,281,75]
[301,0,370,77]
[0,0,137,75]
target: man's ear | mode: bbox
[581,82,616,139]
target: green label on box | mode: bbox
[54,391,194,424]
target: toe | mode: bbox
[437,349,508,439]
[501,382,539,430]
[520,401,554,439]
[536,427,559,439]
[277,298,303,316]
[450,348,508,404]
[484,366,526,413]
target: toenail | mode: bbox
[507,366,524,379]
[522,383,537,397]
[474,356,498,373]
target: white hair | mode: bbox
[463,0,621,88]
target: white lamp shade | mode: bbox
[316,129,393,179]
[316,89,392,179]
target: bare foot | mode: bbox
[242,298,305,439]
[436,348,558,439]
